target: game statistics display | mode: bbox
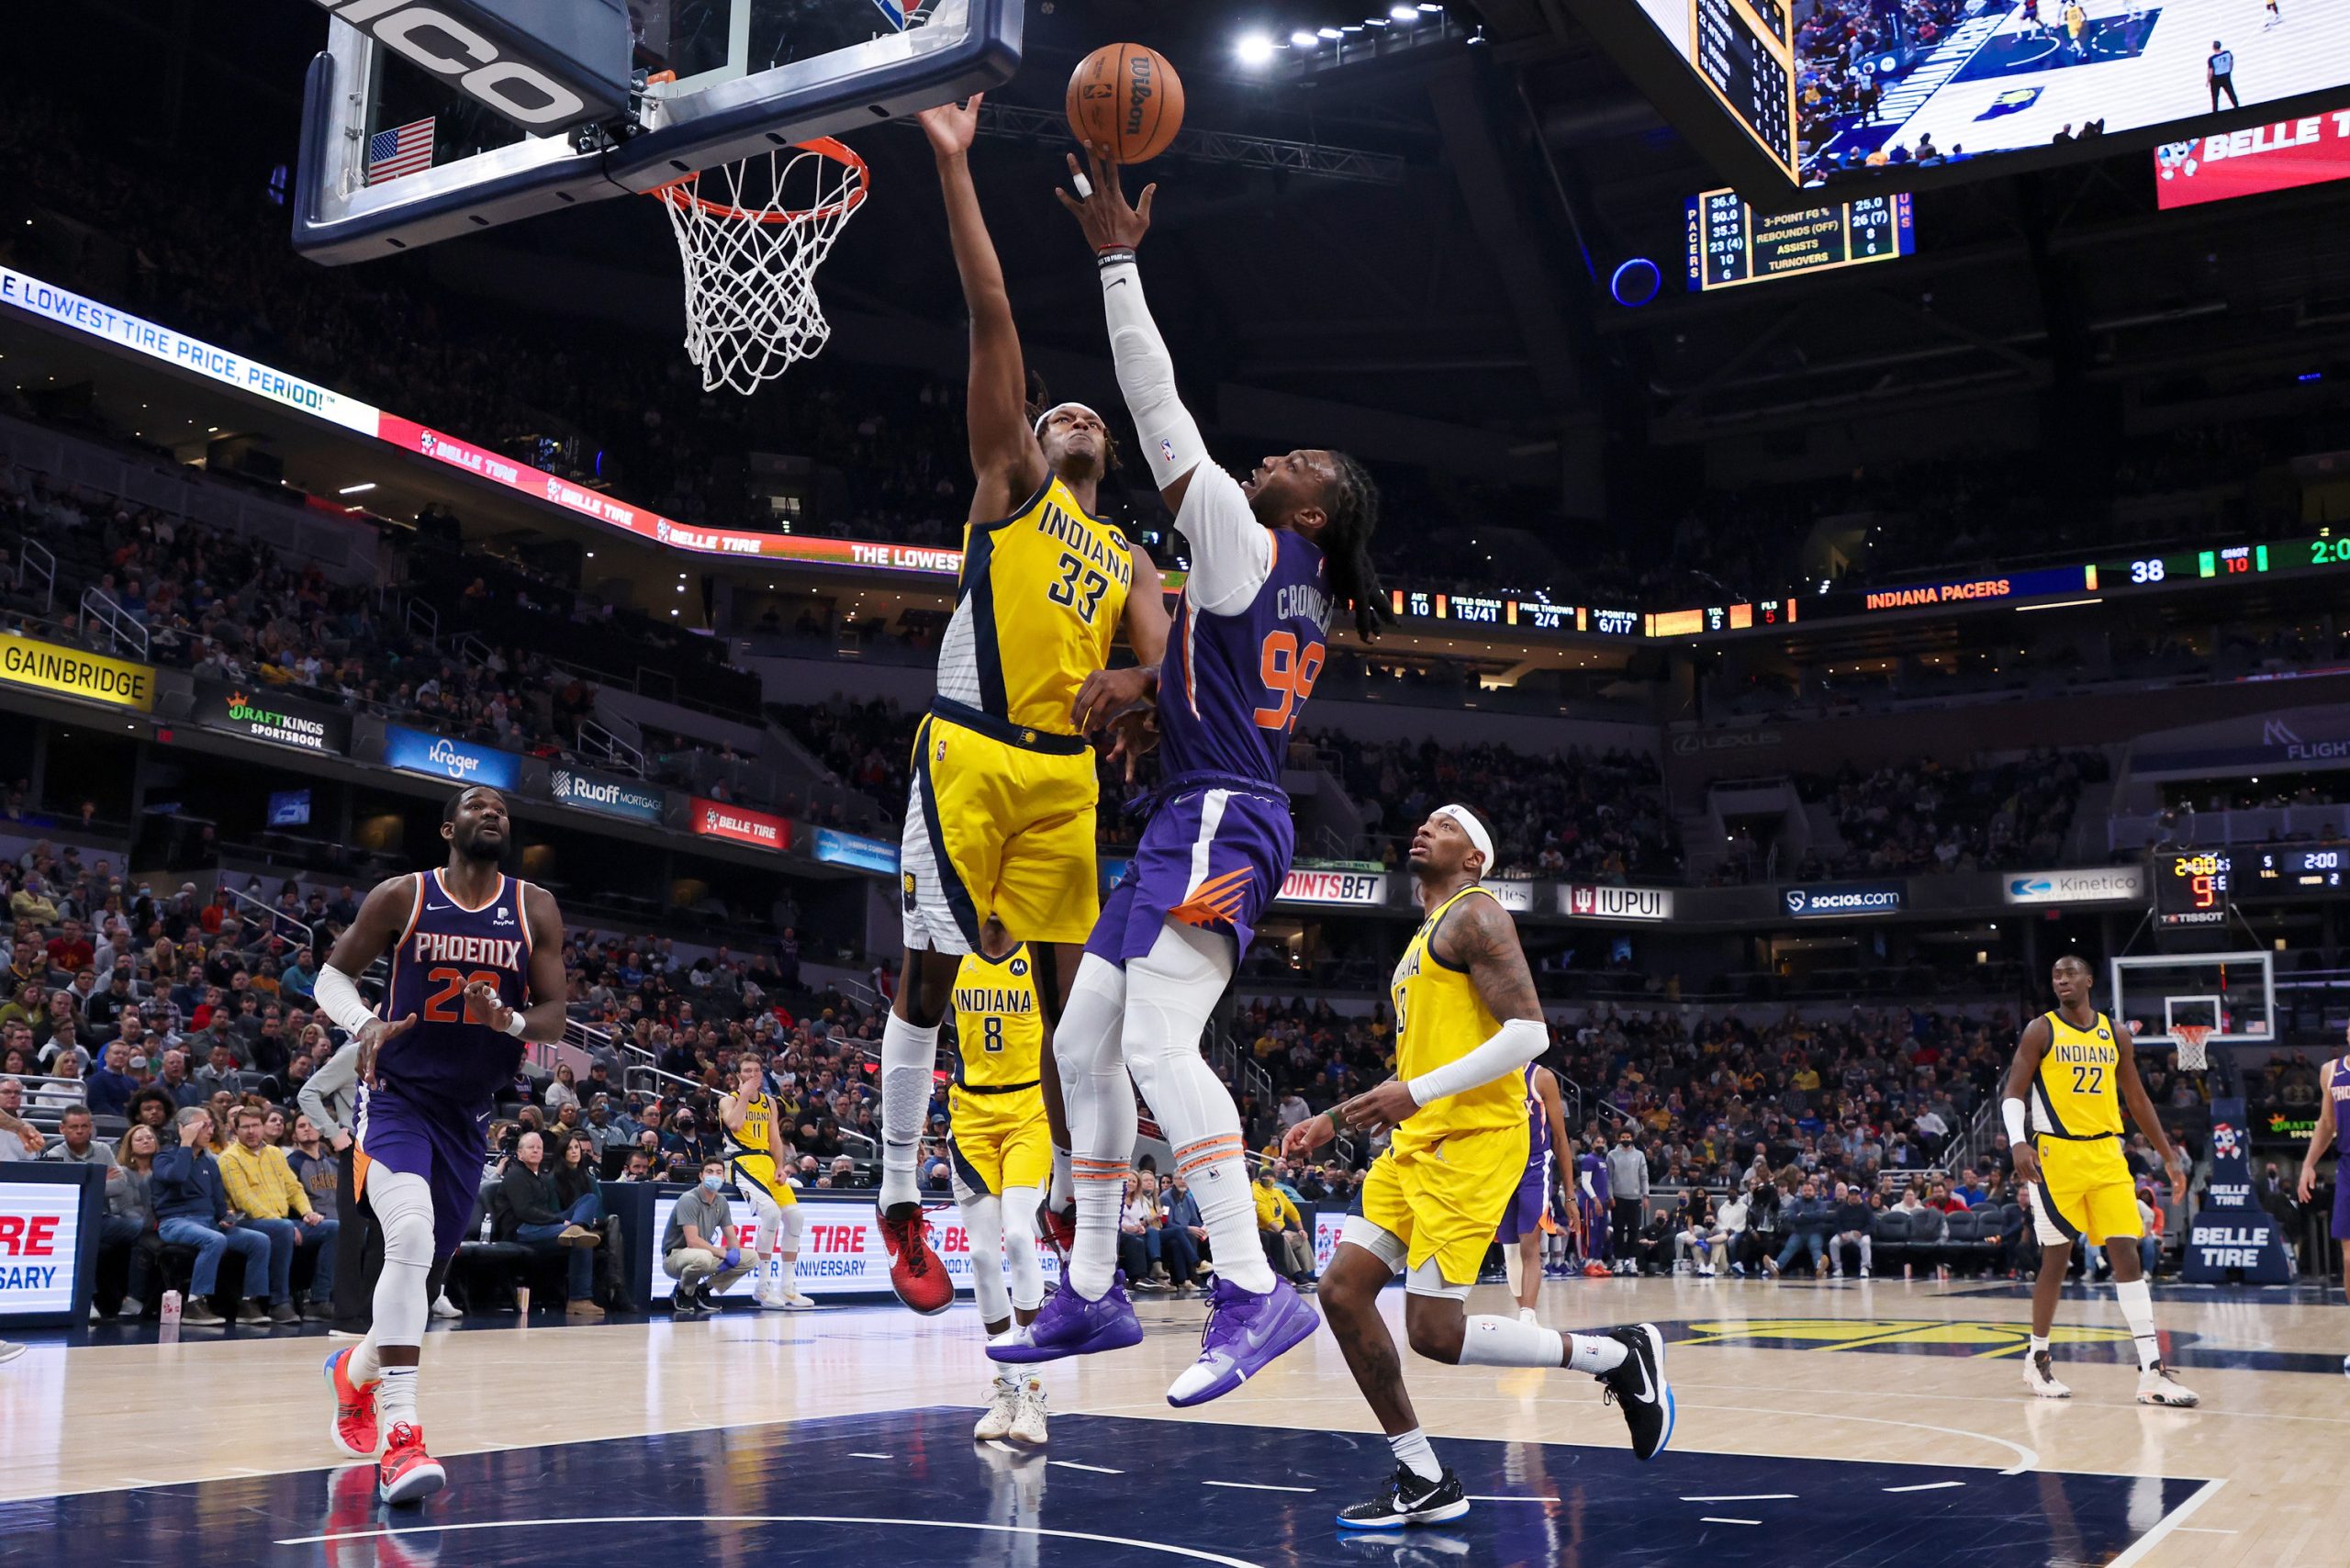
[2155,850,2232,928]
[2247,845,2350,893]
[1596,0,2350,199]
[1686,189,1914,290]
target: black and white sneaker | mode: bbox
[1336,1465,1471,1530]
[1596,1322,1674,1461]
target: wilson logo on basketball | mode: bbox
[1125,56,1155,135]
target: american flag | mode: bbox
[366,117,436,185]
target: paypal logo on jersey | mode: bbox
[384,724,520,790]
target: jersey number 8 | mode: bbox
[980,1015,1006,1054]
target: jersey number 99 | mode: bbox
[1252,630,1325,732]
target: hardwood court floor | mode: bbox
[3,1274,2343,1566]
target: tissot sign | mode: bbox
[1561,884,1675,922]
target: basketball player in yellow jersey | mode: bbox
[719,1053,812,1310]
[878,97,1171,1314]
[1286,806,1671,1530]
[2003,955,2198,1406]
[950,917,1055,1445]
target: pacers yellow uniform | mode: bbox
[2026,1008,2140,1246]
[946,944,1052,1197]
[724,1090,795,1210]
[901,476,1134,953]
[1359,885,1531,1285]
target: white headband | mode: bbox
[1432,804,1493,878]
[1034,401,1102,435]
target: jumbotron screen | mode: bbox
[1632,0,2350,190]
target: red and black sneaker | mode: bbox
[1035,1194,1077,1264]
[377,1422,447,1506]
[878,1203,952,1316]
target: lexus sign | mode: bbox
[1561,884,1675,922]
[2003,867,2147,907]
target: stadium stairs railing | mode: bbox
[15,537,56,615]
[79,585,148,660]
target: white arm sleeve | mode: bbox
[1100,257,1270,614]
[314,963,376,1037]
[1405,1017,1548,1109]
[2001,1096,2029,1145]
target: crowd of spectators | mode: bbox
[1789,749,2104,879]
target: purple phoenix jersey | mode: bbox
[358,868,534,1257]
[2330,1055,2350,1237]
[1496,1064,1555,1243]
[1090,528,1333,966]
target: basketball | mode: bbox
[1066,42,1184,164]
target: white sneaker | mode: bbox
[2024,1349,2071,1399]
[429,1294,462,1321]
[778,1290,816,1310]
[2137,1362,2199,1407]
[1007,1379,1049,1446]
[1859,1268,1871,1280]
[974,1377,1022,1441]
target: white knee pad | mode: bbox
[777,1202,803,1254]
[367,1169,435,1350]
[1002,1183,1045,1313]
[1058,955,1136,1163]
[1120,922,1231,1117]
[961,1193,1009,1325]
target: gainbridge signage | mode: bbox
[690,797,789,851]
[195,679,351,756]
[0,635,154,712]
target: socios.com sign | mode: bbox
[1781,880,1906,918]
[383,724,520,790]
[549,767,664,823]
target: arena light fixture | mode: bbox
[1291,28,1319,47]
[338,482,377,495]
[1236,32,1279,64]
[1391,3,1417,17]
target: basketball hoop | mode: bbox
[2171,1024,2212,1072]
[649,139,869,396]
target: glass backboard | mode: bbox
[2107,950,2277,1047]
[295,0,1019,263]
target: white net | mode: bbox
[654,140,868,396]
[2171,1025,2211,1072]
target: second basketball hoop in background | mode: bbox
[1067,42,1184,163]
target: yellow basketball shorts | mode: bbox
[900,708,1100,953]
[1357,1123,1530,1287]
[947,1085,1052,1198]
[2028,1137,2139,1247]
[732,1158,797,1211]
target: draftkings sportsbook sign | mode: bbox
[196,679,352,756]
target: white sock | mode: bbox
[1124,924,1274,1295]
[1389,1427,1443,1483]
[2114,1277,2160,1371]
[1459,1315,1567,1369]
[779,1255,796,1293]
[349,1332,382,1386]
[377,1366,419,1429]
[1518,1306,1539,1327]
[2030,1333,2051,1356]
[1049,1144,1075,1214]
[1566,1332,1628,1376]
[878,1011,940,1210]
[1058,957,1133,1301]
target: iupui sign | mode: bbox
[1561,884,1675,922]
[304,0,632,130]
[1275,868,1389,907]
[2180,1098,2295,1284]
[643,1195,1059,1301]
[2155,109,2350,210]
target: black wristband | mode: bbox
[1097,246,1136,269]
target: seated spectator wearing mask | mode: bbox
[1823,1181,1873,1279]
[663,1159,749,1316]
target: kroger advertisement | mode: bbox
[643,1194,1059,1302]
[382,725,521,790]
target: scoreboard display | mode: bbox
[2247,845,2350,893]
[1686,189,1914,291]
[2155,851,2232,928]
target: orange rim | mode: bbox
[649,139,870,224]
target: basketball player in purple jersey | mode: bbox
[1496,1064,1573,1323]
[2296,1018,2350,1314]
[312,785,570,1504]
[992,145,1386,1406]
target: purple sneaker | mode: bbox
[1166,1276,1319,1407]
[986,1273,1143,1364]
